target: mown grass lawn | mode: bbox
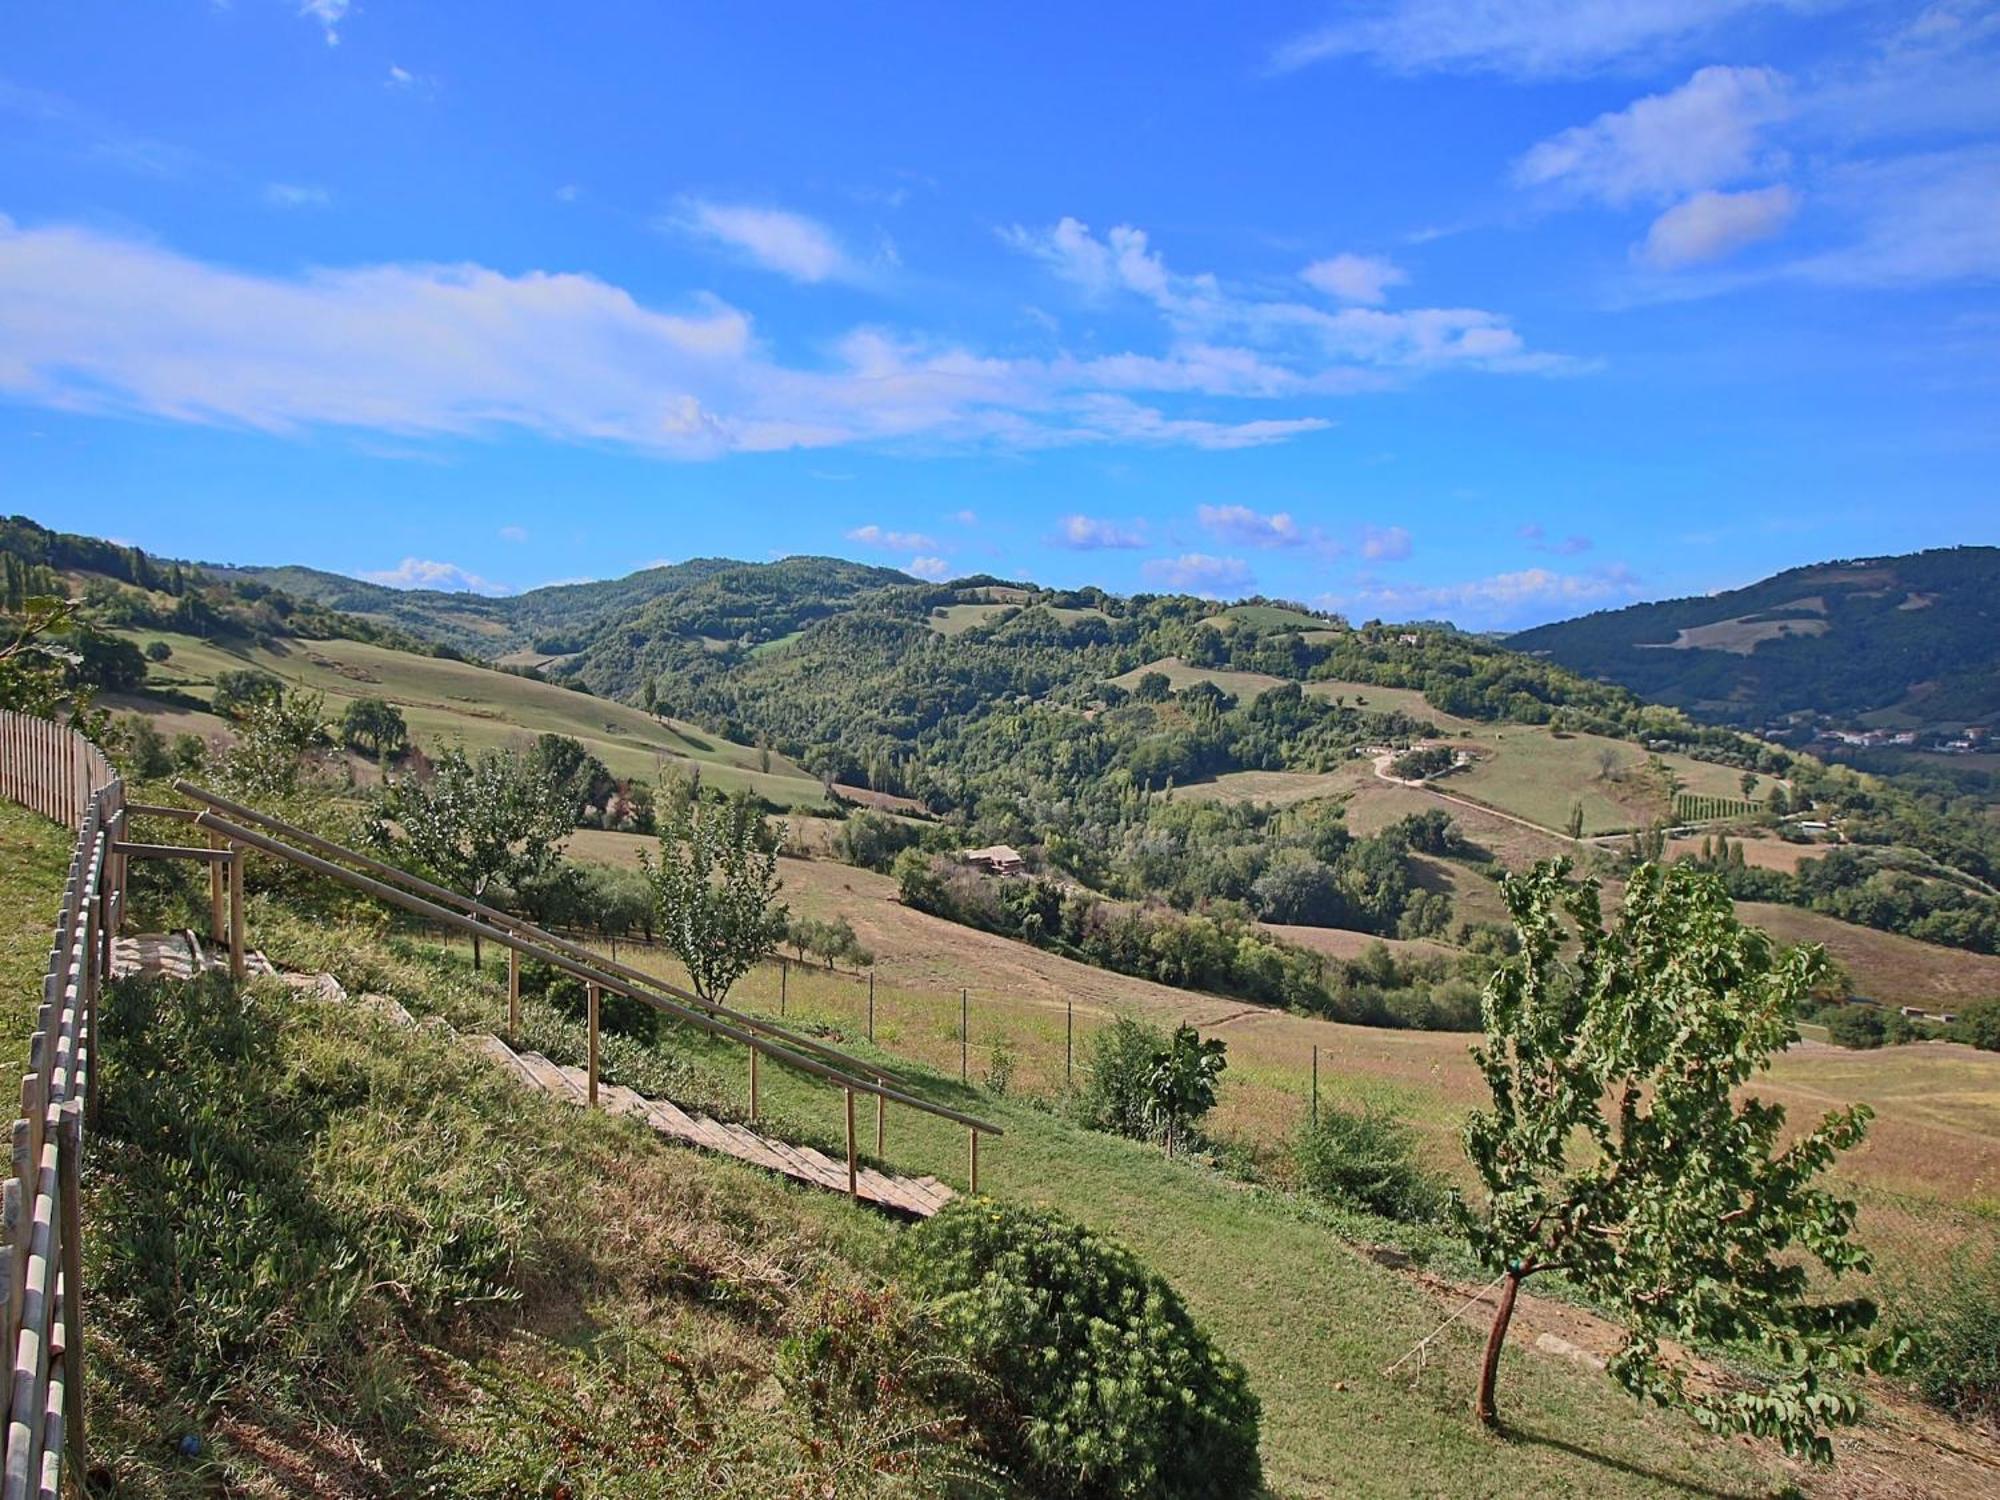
[0,799,77,1073]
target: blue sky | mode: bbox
[1,1,1995,627]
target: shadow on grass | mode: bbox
[1501,1423,1776,1500]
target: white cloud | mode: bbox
[1361,524,1412,560]
[1301,253,1407,306]
[1056,514,1148,549]
[1007,217,1577,380]
[1787,144,2000,286]
[357,557,508,595]
[1269,1,1811,79]
[0,216,1356,458]
[498,525,528,542]
[674,200,852,283]
[906,555,953,581]
[1638,185,1800,268]
[846,523,941,552]
[300,0,349,47]
[1515,66,1791,206]
[1142,553,1253,596]
[1323,564,1643,625]
[949,508,977,526]
[264,183,329,209]
[1197,503,1339,553]
[1518,524,1594,555]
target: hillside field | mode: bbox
[116,629,833,805]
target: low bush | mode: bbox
[899,1198,1261,1500]
[1907,1248,2000,1423]
[1074,1015,1166,1141]
[1294,1104,1446,1222]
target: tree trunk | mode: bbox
[1474,1270,1522,1428]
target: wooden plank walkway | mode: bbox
[109,934,953,1218]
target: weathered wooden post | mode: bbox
[586,982,600,1106]
[968,1127,980,1193]
[207,829,225,947]
[779,958,788,1017]
[1311,1044,1320,1128]
[57,1099,85,1481]
[228,846,246,981]
[867,970,875,1041]
[874,1076,885,1155]
[960,987,968,1083]
[844,1088,859,1200]
[507,947,521,1042]
[749,1042,761,1121]
[1066,998,1074,1088]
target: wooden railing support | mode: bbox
[748,1045,760,1121]
[507,947,521,1042]
[228,848,246,983]
[586,983,600,1107]
[844,1089,858,1201]
[969,1128,980,1194]
[207,830,225,946]
[875,1078,885,1156]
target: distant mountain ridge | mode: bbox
[1506,546,2000,730]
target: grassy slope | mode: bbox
[116,628,830,805]
[0,800,75,1072]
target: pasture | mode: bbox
[116,628,833,805]
[1106,655,1290,701]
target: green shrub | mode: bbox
[1908,1249,2000,1421]
[898,1197,1260,1500]
[1294,1104,1445,1222]
[1075,1015,1165,1141]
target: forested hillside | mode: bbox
[1506,546,2000,729]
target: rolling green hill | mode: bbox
[1506,546,2000,730]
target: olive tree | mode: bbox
[1455,859,1885,1460]
[373,745,572,968]
[643,792,787,1005]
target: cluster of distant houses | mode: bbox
[1784,723,1991,755]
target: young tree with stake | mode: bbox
[1454,859,1887,1461]
[644,791,788,1005]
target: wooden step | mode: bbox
[514,1051,586,1104]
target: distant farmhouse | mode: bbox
[962,844,1026,876]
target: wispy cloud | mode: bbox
[1268,1,1806,80]
[1514,66,1791,207]
[300,0,350,47]
[1360,524,1412,561]
[672,200,855,283]
[498,525,528,543]
[1323,563,1643,626]
[1142,553,1253,596]
[846,523,941,552]
[0,216,1362,458]
[1518,523,1595,555]
[264,182,330,209]
[1638,185,1800,268]
[1055,514,1148,549]
[1300,253,1407,306]
[357,557,509,595]
[906,555,953,580]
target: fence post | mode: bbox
[960,987,968,1083]
[874,1076,885,1155]
[749,1043,760,1121]
[1066,998,1073,1088]
[779,958,787,1017]
[586,983,600,1107]
[56,1100,84,1485]
[1311,1045,1319,1128]
[844,1088,858,1201]
[507,947,521,1042]
[867,970,875,1042]
[228,847,246,982]
[968,1127,980,1193]
[207,830,225,948]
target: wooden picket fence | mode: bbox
[0,710,125,1499]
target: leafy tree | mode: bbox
[218,689,327,800]
[170,732,208,773]
[0,596,87,721]
[1566,802,1584,840]
[211,668,285,720]
[116,715,173,779]
[1455,859,1885,1459]
[144,639,172,663]
[527,732,615,820]
[1132,670,1172,703]
[643,793,787,1004]
[339,696,408,758]
[373,746,573,968]
[1146,1023,1227,1158]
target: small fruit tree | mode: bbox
[644,791,787,1005]
[1455,859,1886,1461]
